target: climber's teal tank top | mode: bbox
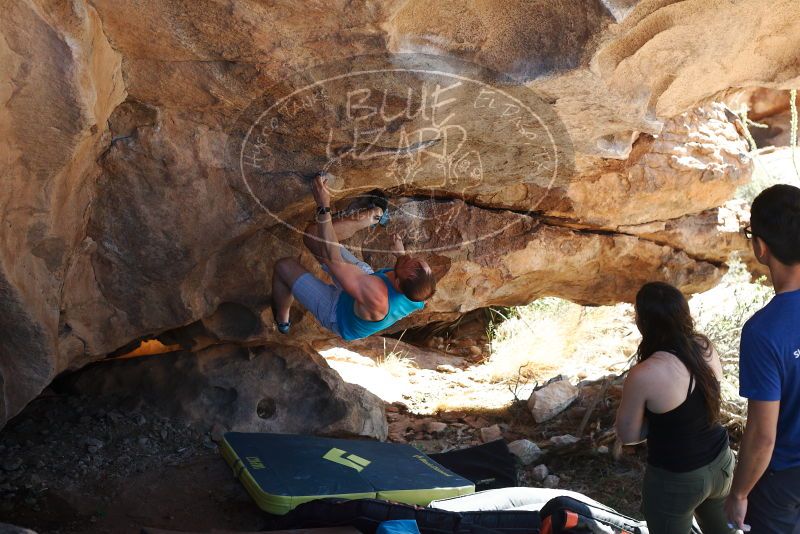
[336,269,425,341]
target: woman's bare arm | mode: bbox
[615,365,650,445]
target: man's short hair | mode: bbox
[399,261,437,302]
[751,184,800,265]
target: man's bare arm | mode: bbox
[731,400,779,497]
[725,399,779,529]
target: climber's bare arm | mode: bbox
[310,173,387,312]
[310,174,343,263]
[324,259,386,312]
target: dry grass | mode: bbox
[480,298,637,387]
[691,260,774,431]
[376,349,417,377]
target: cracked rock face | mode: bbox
[2,0,798,427]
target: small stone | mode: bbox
[436,364,458,373]
[549,434,580,447]
[468,346,482,356]
[424,421,448,435]
[479,424,503,443]
[532,464,549,481]
[107,410,124,423]
[508,439,542,465]
[88,446,99,454]
[387,432,407,443]
[136,414,147,426]
[597,445,609,454]
[543,475,560,489]
[210,423,226,443]
[2,459,23,472]
[160,429,168,441]
[85,437,104,448]
[463,415,491,429]
[138,437,149,447]
[527,380,579,423]
[16,420,35,432]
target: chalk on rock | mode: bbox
[508,439,542,465]
[597,445,609,454]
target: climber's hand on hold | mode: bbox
[390,234,405,255]
[312,173,332,208]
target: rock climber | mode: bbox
[271,173,436,341]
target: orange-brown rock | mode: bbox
[3,0,798,427]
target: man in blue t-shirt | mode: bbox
[725,184,800,533]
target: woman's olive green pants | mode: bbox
[642,446,736,534]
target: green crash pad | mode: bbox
[221,432,475,515]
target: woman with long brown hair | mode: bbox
[616,282,734,534]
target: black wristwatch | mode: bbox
[316,206,331,217]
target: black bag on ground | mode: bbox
[266,497,541,534]
[429,440,518,491]
[539,496,647,534]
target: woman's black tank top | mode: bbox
[645,360,728,472]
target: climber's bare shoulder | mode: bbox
[324,259,388,319]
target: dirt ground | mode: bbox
[0,391,265,533]
[0,366,648,533]
[0,303,698,532]
[0,394,649,534]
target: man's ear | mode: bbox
[753,236,770,265]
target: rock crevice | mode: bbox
[1,0,795,428]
